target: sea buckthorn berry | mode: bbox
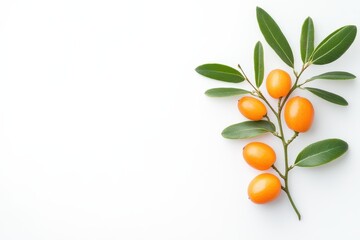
[284,96,314,132]
[248,173,281,204]
[238,96,267,121]
[266,69,292,98]
[243,142,276,170]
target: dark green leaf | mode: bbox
[254,41,264,88]
[309,71,356,81]
[195,64,244,83]
[300,17,314,63]
[221,120,275,139]
[311,25,357,65]
[305,87,348,106]
[205,88,250,97]
[295,139,348,167]
[256,7,294,67]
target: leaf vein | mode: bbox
[297,145,344,164]
[313,29,354,63]
[260,15,293,66]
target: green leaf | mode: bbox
[308,71,356,81]
[205,88,250,97]
[305,87,348,106]
[295,139,348,167]
[195,64,245,83]
[256,7,294,68]
[254,41,264,88]
[300,17,314,63]
[311,25,357,65]
[221,120,275,139]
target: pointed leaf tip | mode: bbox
[309,71,356,81]
[205,88,250,97]
[295,139,348,167]
[311,25,357,65]
[254,41,264,88]
[222,120,275,139]
[301,17,314,63]
[256,7,294,67]
[195,64,245,83]
[305,87,348,106]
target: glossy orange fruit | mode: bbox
[284,96,314,132]
[243,142,276,170]
[238,96,267,121]
[266,69,292,98]
[248,173,281,204]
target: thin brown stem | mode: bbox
[258,92,278,117]
[238,64,257,90]
[284,183,301,220]
[237,64,278,117]
[272,165,285,179]
[280,64,310,111]
[282,142,301,220]
[287,132,299,145]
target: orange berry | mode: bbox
[238,96,267,121]
[248,173,281,204]
[284,96,314,132]
[243,142,276,170]
[266,69,292,98]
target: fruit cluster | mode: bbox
[241,69,314,204]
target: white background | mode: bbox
[0,0,359,239]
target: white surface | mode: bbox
[0,0,359,239]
